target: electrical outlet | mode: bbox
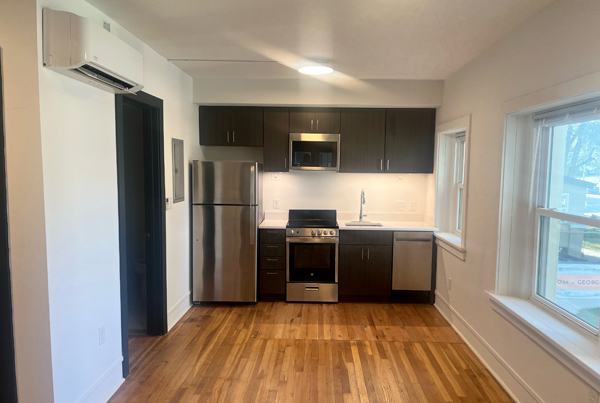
[396,200,406,211]
[165,197,172,210]
[448,278,452,291]
[273,198,280,209]
[99,326,106,346]
[589,389,599,403]
[409,201,417,211]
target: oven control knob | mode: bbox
[311,230,316,236]
[324,230,328,235]
[317,230,322,235]
[289,230,294,235]
[330,230,335,236]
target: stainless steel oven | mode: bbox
[289,133,340,171]
[286,230,338,302]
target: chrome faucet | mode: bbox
[359,189,367,222]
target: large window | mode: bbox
[533,104,600,332]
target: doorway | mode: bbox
[0,48,18,403]
[115,92,167,378]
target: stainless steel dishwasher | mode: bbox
[392,232,433,291]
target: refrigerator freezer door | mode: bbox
[193,205,257,302]
[192,161,258,205]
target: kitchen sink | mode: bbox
[344,221,383,227]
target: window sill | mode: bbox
[434,232,466,260]
[488,292,600,389]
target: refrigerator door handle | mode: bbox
[249,164,256,205]
[250,208,256,246]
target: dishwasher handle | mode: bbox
[393,232,433,242]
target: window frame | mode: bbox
[454,134,466,236]
[434,115,471,259]
[530,122,600,335]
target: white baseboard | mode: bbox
[434,291,543,403]
[168,291,192,330]
[75,357,124,403]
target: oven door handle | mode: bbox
[286,237,339,244]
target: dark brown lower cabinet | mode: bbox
[339,243,392,297]
[259,229,286,300]
[260,270,286,294]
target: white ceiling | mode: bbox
[87,0,557,80]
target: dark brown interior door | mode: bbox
[385,108,436,173]
[338,245,365,296]
[365,246,393,296]
[0,48,18,403]
[263,108,289,172]
[340,109,385,173]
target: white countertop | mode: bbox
[259,219,437,232]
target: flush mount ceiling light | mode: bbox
[298,66,333,75]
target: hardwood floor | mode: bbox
[110,303,514,403]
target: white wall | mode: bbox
[263,171,430,219]
[435,0,600,401]
[0,1,55,401]
[194,78,443,107]
[35,0,200,401]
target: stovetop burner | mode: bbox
[286,209,338,229]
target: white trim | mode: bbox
[488,293,600,390]
[536,207,600,227]
[74,357,124,403]
[168,291,192,330]
[434,291,543,403]
[435,232,466,260]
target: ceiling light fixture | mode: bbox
[298,66,333,75]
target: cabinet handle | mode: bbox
[316,119,319,131]
[266,258,278,262]
[311,119,314,131]
[284,157,287,169]
[266,272,278,275]
[387,160,390,171]
[266,231,278,234]
[227,131,230,143]
[266,246,278,248]
[380,159,383,171]
[361,248,364,260]
[368,248,370,260]
[232,131,235,143]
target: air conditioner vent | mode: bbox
[70,64,135,92]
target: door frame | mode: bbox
[0,47,18,403]
[115,92,167,377]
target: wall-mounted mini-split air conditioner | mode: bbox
[42,8,144,94]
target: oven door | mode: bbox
[289,133,340,171]
[286,237,338,283]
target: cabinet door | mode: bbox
[232,107,263,146]
[338,245,365,296]
[340,109,385,173]
[384,109,436,173]
[263,108,289,172]
[314,108,340,133]
[289,108,315,133]
[199,106,230,145]
[365,246,392,296]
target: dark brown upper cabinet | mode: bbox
[199,106,264,146]
[339,109,386,173]
[290,108,340,133]
[384,108,436,173]
[263,108,289,172]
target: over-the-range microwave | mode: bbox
[289,133,340,171]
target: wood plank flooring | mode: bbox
[109,303,514,403]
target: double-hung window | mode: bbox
[454,134,466,234]
[533,101,600,333]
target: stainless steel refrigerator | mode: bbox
[192,161,263,302]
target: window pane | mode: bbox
[457,188,463,231]
[546,120,600,219]
[456,139,465,184]
[537,216,600,329]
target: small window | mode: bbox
[435,115,470,257]
[533,103,600,332]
